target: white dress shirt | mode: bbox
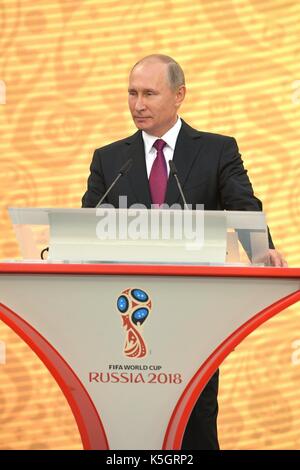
[142,117,182,177]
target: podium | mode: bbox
[0,208,299,449]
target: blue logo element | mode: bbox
[132,289,149,302]
[117,295,129,313]
[132,308,149,325]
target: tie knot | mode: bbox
[153,139,166,152]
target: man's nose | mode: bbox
[135,95,146,111]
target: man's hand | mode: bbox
[268,249,288,267]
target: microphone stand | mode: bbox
[168,160,189,209]
[95,159,133,208]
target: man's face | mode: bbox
[128,61,185,137]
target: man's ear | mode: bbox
[175,85,186,107]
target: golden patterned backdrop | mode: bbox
[0,0,299,449]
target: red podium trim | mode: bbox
[0,303,109,450]
[163,289,300,449]
[0,263,299,278]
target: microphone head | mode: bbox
[168,159,177,176]
[120,158,133,176]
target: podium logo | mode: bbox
[117,288,152,359]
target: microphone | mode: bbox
[168,160,189,209]
[95,159,133,208]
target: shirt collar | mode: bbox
[142,117,182,154]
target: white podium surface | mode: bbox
[0,263,299,449]
[8,207,270,265]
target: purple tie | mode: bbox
[149,139,168,206]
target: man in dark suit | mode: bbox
[82,54,287,449]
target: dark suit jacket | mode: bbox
[82,120,274,248]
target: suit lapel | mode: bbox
[165,121,203,206]
[124,131,152,207]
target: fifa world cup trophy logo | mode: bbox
[117,288,152,359]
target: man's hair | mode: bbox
[131,54,185,90]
